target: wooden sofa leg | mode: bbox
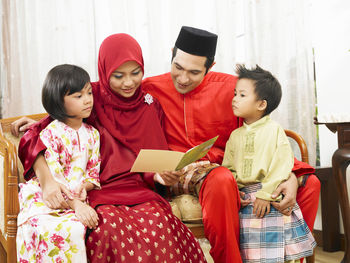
[306,252,315,263]
[7,225,17,263]
[0,241,7,263]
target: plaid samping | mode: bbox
[239,183,316,263]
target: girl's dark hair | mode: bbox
[42,64,90,121]
[236,64,282,116]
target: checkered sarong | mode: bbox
[239,183,316,263]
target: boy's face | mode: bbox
[232,78,266,125]
[170,49,207,94]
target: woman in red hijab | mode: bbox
[18,34,206,262]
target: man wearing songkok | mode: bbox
[142,26,320,263]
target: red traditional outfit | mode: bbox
[143,72,320,263]
[18,34,206,263]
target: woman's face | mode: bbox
[109,61,143,97]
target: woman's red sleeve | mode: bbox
[292,157,315,177]
[18,116,52,181]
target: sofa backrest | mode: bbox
[0,113,48,182]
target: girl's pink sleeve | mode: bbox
[85,128,101,189]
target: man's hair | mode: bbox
[236,64,282,116]
[42,64,90,121]
[171,46,214,74]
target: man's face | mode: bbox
[170,49,207,94]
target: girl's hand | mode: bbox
[154,171,182,186]
[253,198,270,218]
[73,200,99,229]
[34,154,73,209]
[239,191,250,207]
[74,184,87,202]
[42,180,73,209]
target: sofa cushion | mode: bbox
[170,194,203,223]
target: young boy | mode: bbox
[222,65,316,262]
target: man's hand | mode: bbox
[253,198,270,218]
[10,116,37,137]
[154,171,182,186]
[271,173,298,216]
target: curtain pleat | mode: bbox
[0,0,316,165]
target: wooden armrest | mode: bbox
[0,113,47,262]
[0,113,48,134]
[0,131,20,262]
[285,129,309,164]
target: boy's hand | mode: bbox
[239,191,250,207]
[73,200,99,229]
[253,198,270,218]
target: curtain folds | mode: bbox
[0,0,316,165]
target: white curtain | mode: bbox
[235,0,317,164]
[0,0,316,165]
[0,0,97,117]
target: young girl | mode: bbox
[16,64,101,263]
[222,65,316,263]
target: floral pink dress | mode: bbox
[16,120,100,263]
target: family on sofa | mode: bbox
[11,26,320,263]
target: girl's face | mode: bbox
[232,78,266,125]
[109,60,143,97]
[64,82,93,127]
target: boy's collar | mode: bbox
[243,115,270,131]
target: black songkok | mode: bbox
[175,26,218,58]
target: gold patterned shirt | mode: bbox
[222,115,294,201]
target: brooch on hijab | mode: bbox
[144,93,154,105]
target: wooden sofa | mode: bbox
[0,113,315,263]
[0,113,47,263]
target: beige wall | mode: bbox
[309,0,350,232]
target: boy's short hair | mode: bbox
[236,64,282,115]
[42,64,90,121]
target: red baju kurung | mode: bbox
[18,34,206,263]
[143,72,320,263]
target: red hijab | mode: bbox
[86,34,168,200]
[90,33,167,155]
